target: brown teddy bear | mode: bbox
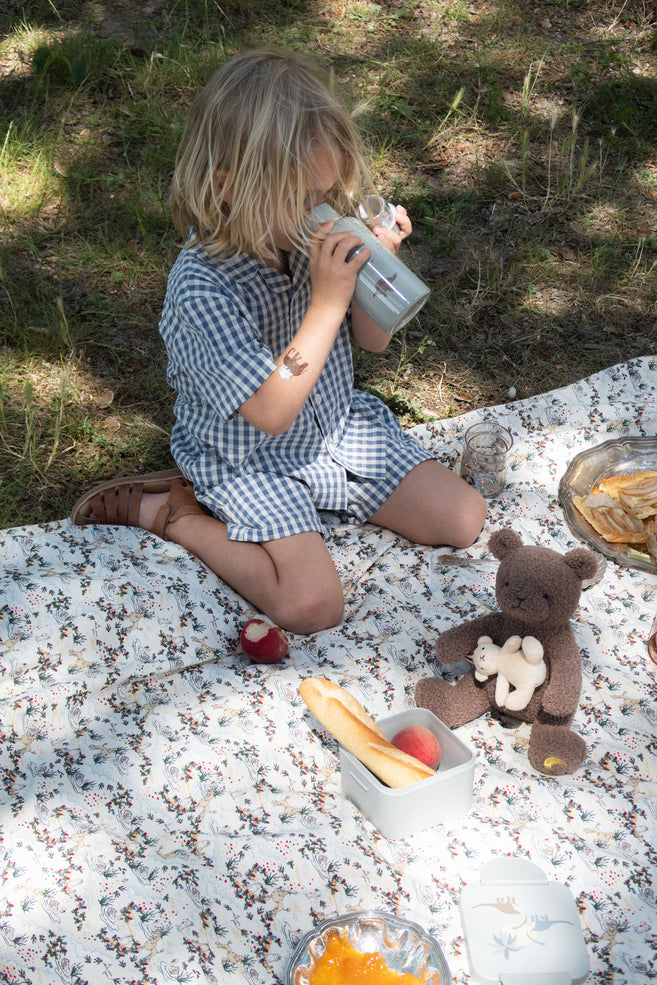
[415,527,599,776]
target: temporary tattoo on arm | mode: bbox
[278,346,308,380]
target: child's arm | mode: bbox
[238,224,370,435]
[350,304,393,352]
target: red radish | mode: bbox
[240,618,288,663]
[391,725,441,769]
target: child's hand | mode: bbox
[308,221,371,316]
[373,205,412,255]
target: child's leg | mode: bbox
[368,459,487,547]
[140,495,344,634]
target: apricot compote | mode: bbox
[309,931,426,985]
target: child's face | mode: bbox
[270,146,341,252]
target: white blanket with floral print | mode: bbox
[1,357,655,985]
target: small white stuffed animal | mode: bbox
[471,634,546,712]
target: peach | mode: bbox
[391,725,441,769]
[240,618,288,663]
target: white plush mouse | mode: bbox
[471,634,546,712]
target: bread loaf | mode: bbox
[299,677,436,788]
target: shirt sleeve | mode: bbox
[162,261,278,422]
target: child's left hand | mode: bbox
[372,205,412,255]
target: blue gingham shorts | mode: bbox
[198,431,432,543]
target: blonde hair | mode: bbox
[170,47,376,263]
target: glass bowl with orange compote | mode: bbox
[285,911,452,985]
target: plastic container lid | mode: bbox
[460,858,589,985]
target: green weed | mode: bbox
[0,0,656,527]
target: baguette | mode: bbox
[299,677,436,788]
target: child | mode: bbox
[72,47,486,633]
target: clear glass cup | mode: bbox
[358,194,401,232]
[460,420,514,498]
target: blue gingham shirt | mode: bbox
[159,242,429,541]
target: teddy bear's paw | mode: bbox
[414,677,473,727]
[503,688,533,712]
[528,725,586,776]
[414,677,453,720]
[415,674,491,728]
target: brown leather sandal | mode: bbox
[70,468,210,541]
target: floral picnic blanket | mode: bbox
[1,356,655,985]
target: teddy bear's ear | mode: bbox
[488,527,524,560]
[563,547,599,582]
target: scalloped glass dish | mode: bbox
[285,910,452,985]
[558,435,657,574]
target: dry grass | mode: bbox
[1,0,656,527]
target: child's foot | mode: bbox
[70,469,209,540]
[137,490,171,531]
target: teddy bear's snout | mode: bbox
[503,584,544,610]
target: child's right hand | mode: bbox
[307,221,371,318]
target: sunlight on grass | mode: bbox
[0,123,61,225]
[0,23,52,75]
[582,201,630,238]
[522,284,582,319]
[0,22,87,229]
[0,0,655,526]
[0,350,170,507]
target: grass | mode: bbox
[1,0,656,528]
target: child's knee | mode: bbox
[274,585,344,635]
[446,492,487,548]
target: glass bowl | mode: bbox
[285,910,452,985]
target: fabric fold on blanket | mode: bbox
[1,356,655,985]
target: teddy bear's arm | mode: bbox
[434,614,509,664]
[540,640,582,718]
[494,675,511,706]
